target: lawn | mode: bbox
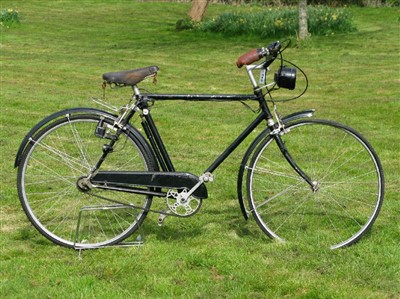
[1,1,399,298]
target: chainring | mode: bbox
[166,189,202,217]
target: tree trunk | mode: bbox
[188,0,210,22]
[298,0,310,40]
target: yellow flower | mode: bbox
[332,14,338,21]
[274,19,283,28]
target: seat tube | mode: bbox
[142,113,175,172]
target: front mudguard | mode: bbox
[14,107,154,169]
[236,109,315,220]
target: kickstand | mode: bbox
[158,210,168,226]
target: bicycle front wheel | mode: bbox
[17,113,156,248]
[246,119,384,249]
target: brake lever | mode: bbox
[267,41,282,57]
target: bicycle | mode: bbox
[15,41,384,250]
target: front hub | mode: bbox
[311,181,320,193]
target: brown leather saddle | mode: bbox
[102,65,159,86]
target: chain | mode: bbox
[85,190,177,217]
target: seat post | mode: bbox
[133,85,140,98]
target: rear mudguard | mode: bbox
[92,171,208,199]
[236,109,315,220]
[14,108,156,170]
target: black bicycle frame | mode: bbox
[91,89,314,201]
[140,91,314,189]
[141,91,269,174]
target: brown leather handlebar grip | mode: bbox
[236,48,264,68]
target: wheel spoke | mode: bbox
[18,115,154,248]
[247,120,383,249]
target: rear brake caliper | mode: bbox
[95,117,119,140]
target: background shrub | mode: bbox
[191,0,399,7]
[308,5,356,35]
[0,8,20,28]
[191,6,356,38]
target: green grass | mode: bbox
[1,1,399,298]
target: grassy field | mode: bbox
[1,1,399,298]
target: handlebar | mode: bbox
[236,41,281,68]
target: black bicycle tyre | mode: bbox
[17,114,156,248]
[246,119,384,249]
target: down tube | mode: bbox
[205,112,267,173]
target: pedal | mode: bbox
[158,212,167,226]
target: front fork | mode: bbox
[255,89,318,192]
[271,125,319,193]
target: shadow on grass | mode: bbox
[13,205,272,250]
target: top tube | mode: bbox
[143,93,259,102]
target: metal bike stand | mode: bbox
[74,204,145,257]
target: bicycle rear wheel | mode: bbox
[246,119,384,249]
[17,113,156,248]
